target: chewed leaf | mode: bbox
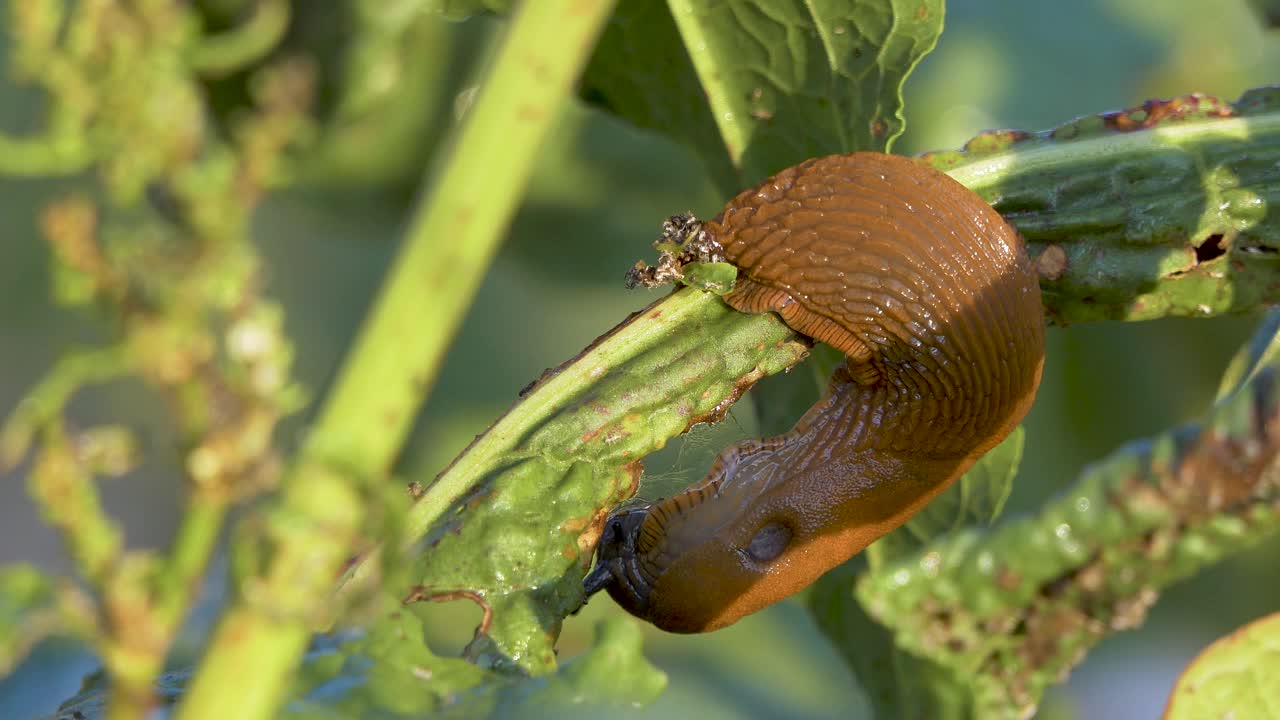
[925,89,1280,325]
[400,289,808,674]
[682,262,738,294]
[48,614,666,719]
[1164,611,1280,720]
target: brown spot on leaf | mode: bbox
[1035,244,1068,281]
[963,129,1035,154]
[1102,94,1234,132]
[561,516,590,533]
[519,367,556,397]
[517,103,546,122]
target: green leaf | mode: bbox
[394,289,807,674]
[1216,311,1280,401]
[682,261,738,294]
[49,614,665,719]
[868,426,1024,569]
[667,0,944,181]
[283,614,665,718]
[1164,611,1280,720]
[585,0,944,190]
[925,89,1280,325]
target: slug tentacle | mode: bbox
[586,152,1045,633]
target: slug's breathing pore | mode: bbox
[583,152,1046,633]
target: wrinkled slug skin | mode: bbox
[593,152,1045,633]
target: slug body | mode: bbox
[585,152,1045,633]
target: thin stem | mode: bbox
[1,346,130,469]
[0,130,91,176]
[189,0,291,76]
[157,497,227,623]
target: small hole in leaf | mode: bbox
[1195,234,1227,264]
[408,594,487,658]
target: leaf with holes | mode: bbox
[399,289,807,675]
[923,89,1280,324]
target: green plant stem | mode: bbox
[1,346,130,468]
[176,2,618,718]
[189,0,291,75]
[665,0,749,165]
[157,497,227,622]
[304,0,618,476]
[30,427,124,589]
[0,130,91,176]
[177,466,363,720]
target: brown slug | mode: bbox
[582,152,1045,633]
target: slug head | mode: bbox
[585,501,804,633]
[584,444,945,633]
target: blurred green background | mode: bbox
[2,1,1278,718]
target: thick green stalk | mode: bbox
[176,1,617,718]
[157,498,227,622]
[303,0,618,476]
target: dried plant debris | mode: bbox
[625,212,728,290]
